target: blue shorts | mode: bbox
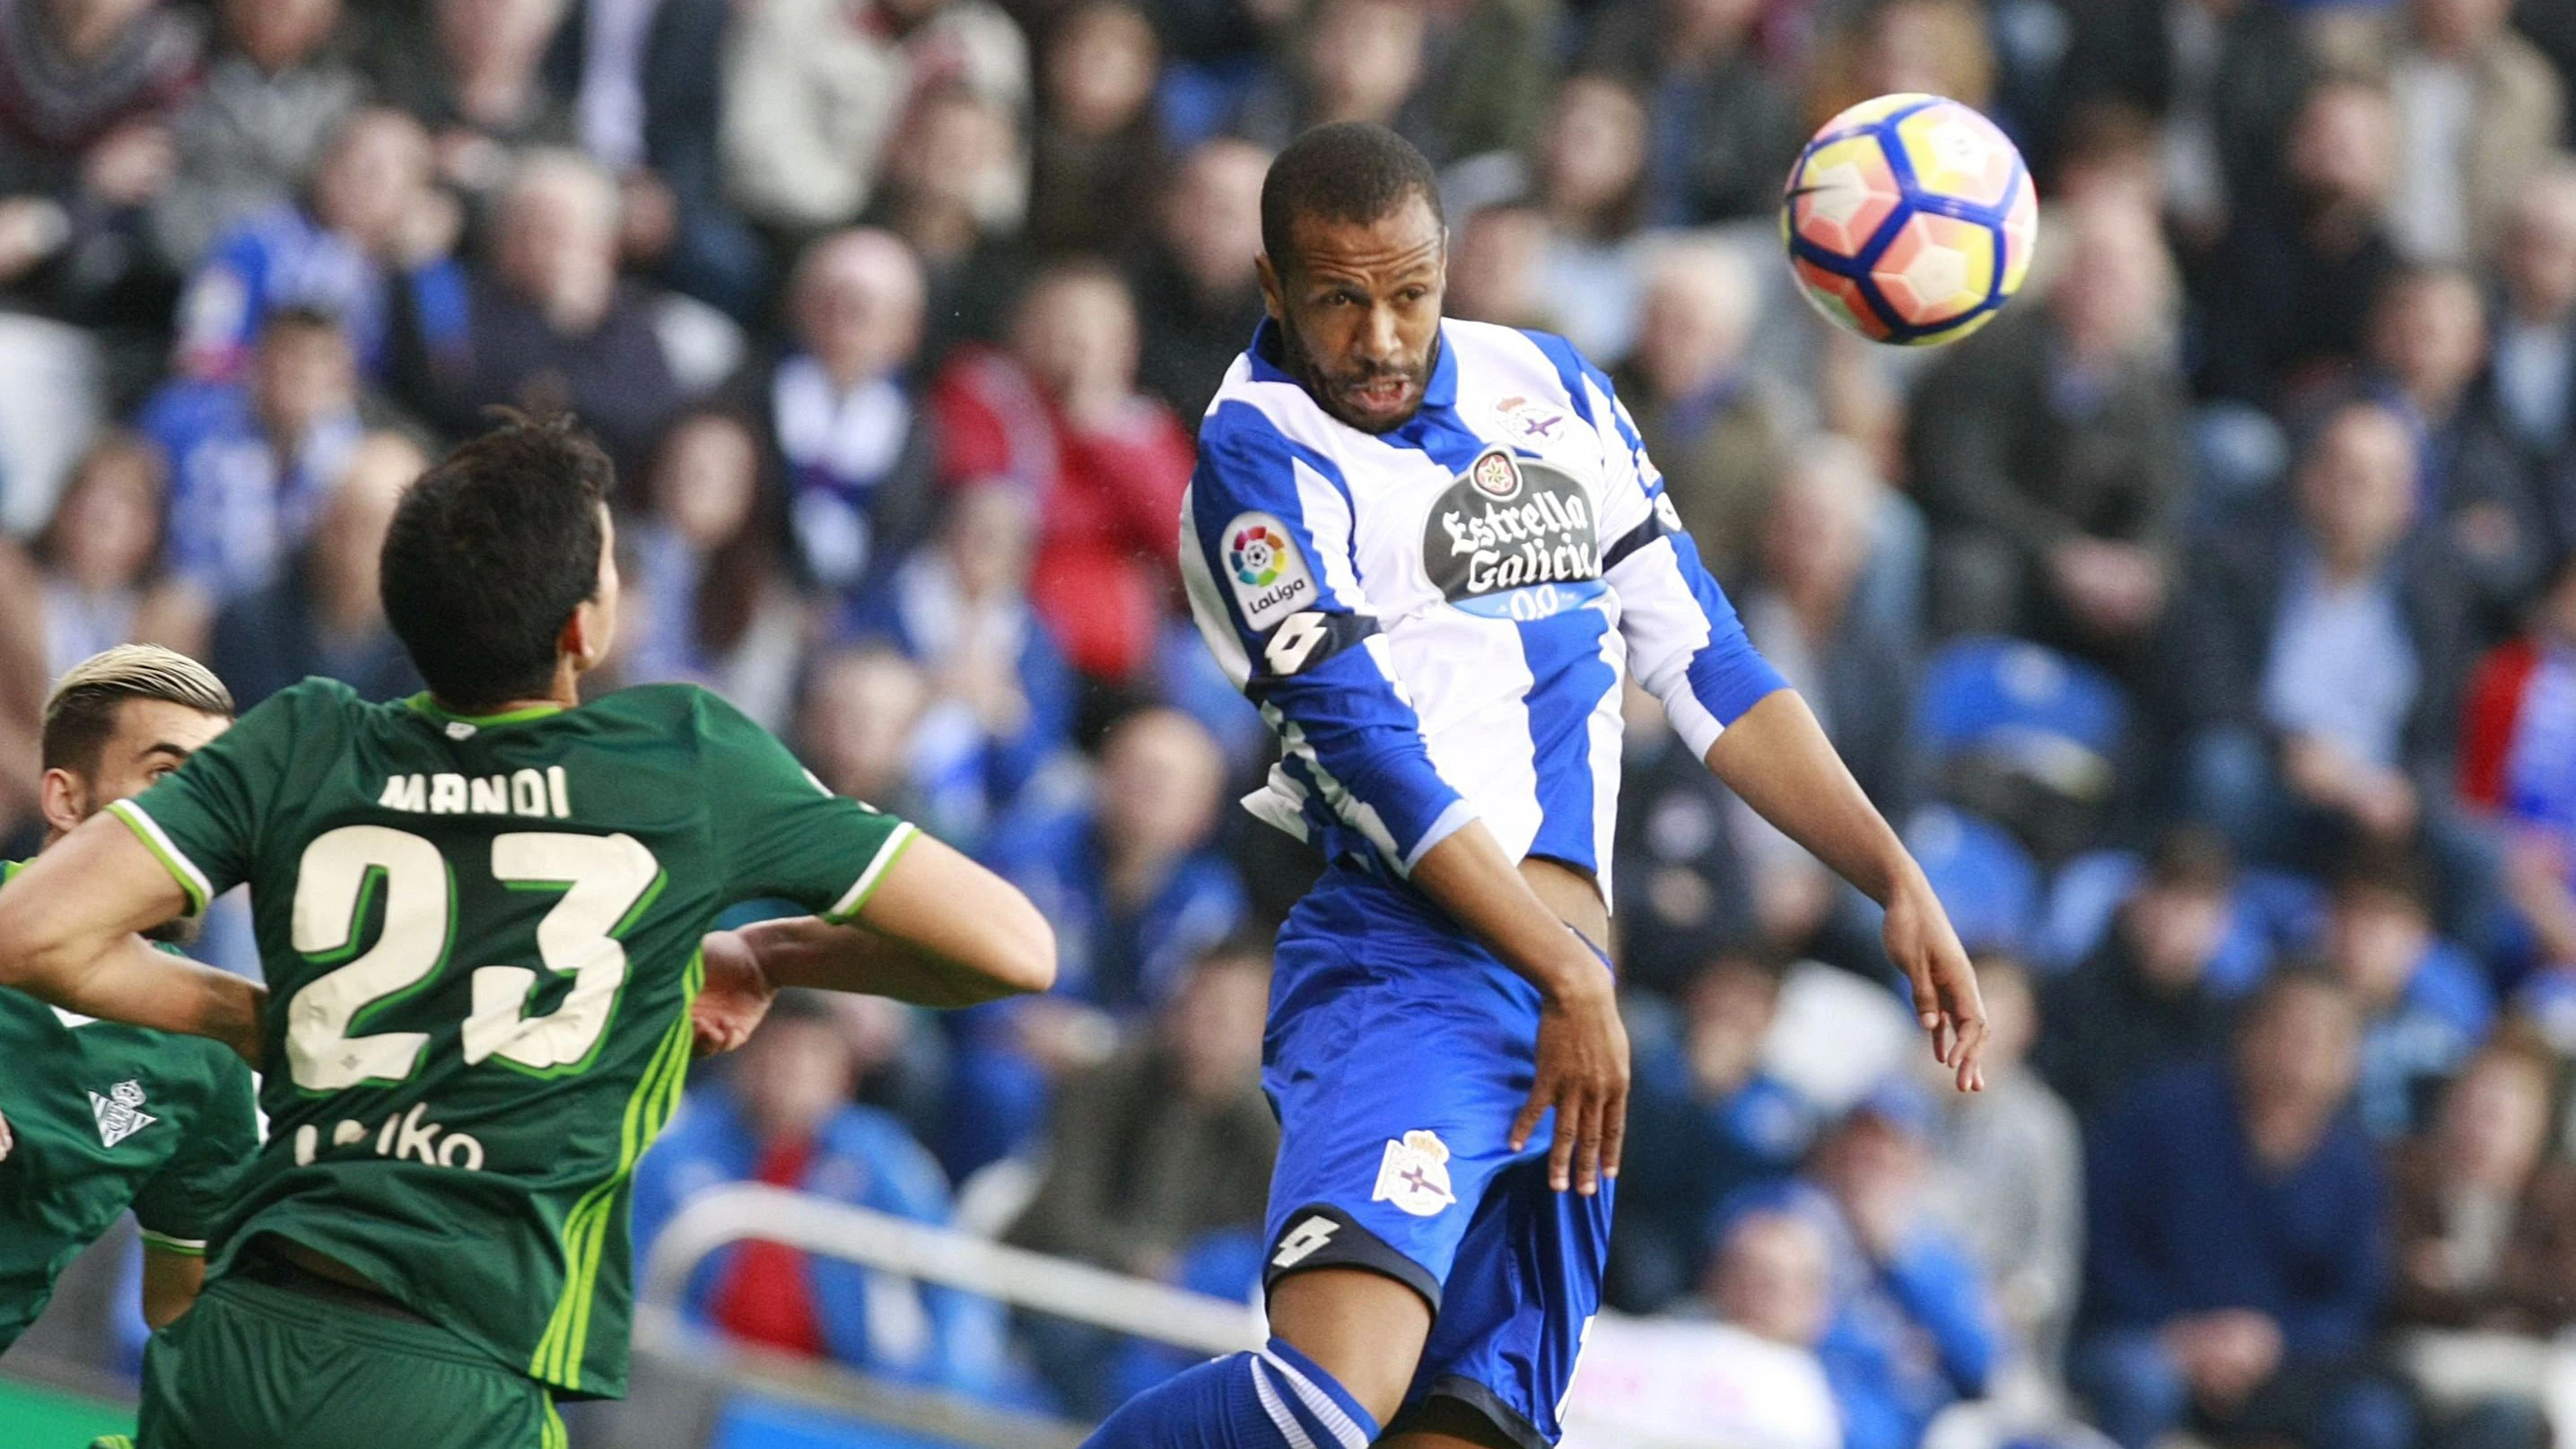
[1260,865,1611,1449]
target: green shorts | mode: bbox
[134,1269,566,1449]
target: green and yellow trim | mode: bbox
[405,694,568,729]
[528,949,703,1392]
[822,822,921,923]
[104,799,211,916]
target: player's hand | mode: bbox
[1511,962,1628,1195]
[691,929,777,1059]
[1884,874,1987,1092]
[0,1104,12,1163]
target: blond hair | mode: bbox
[42,645,235,775]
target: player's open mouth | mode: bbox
[1347,377,1413,410]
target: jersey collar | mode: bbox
[406,694,567,728]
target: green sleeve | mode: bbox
[130,1052,259,1253]
[697,691,918,921]
[107,685,309,917]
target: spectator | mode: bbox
[866,84,1034,365]
[537,0,749,307]
[1611,951,1813,1313]
[630,991,1017,1399]
[426,147,685,476]
[986,707,1245,1013]
[1910,196,2185,668]
[721,0,1029,238]
[0,0,199,335]
[1005,940,1277,1415]
[1129,137,1268,427]
[622,408,805,730]
[2379,0,2565,266]
[142,304,369,602]
[1751,1080,2001,1449]
[2174,400,2473,867]
[1560,1209,1843,1449]
[2074,969,2411,1449]
[760,228,939,599]
[2194,80,2404,410]
[2488,161,2576,476]
[1738,435,1915,817]
[843,481,1075,851]
[170,106,466,385]
[1617,239,1786,589]
[1523,73,1655,364]
[2033,826,2240,1121]
[1233,0,1439,161]
[1442,200,1556,335]
[796,643,935,825]
[1923,954,2084,1377]
[2318,850,2494,1137]
[206,429,423,709]
[930,259,1193,684]
[1025,1,1163,257]
[2363,265,2550,617]
[371,0,578,205]
[938,709,1246,1180]
[2387,1034,2576,1449]
[1611,681,1754,991]
[1580,0,1802,226]
[1805,0,1993,129]
[146,0,357,273]
[2051,0,2313,248]
[2461,553,2576,982]
[6,429,203,685]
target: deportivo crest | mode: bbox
[1493,394,1568,443]
[1421,450,1602,618]
[1372,1129,1457,1218]
[89,1079,156,1148]
[1222,511,1316,631]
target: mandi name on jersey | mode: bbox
[378,767,573,819]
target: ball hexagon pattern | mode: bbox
[1780,92,2038,346]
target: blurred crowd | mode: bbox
[4,0,2576,1445]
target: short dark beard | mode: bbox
[1270,306,1435,435]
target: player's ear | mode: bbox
[1256,252,1284,321]
[37,767,86,838]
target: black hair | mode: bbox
[2330,843,2433,915]
[380,412,613,712]
[1259,122,1443,275]
[2143,823,2235,895]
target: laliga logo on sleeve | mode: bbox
[1223,511,1315,630]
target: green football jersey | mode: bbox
[108,678,918,1398]
[0,860,259,1350]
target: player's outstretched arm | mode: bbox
[721,833,1056,1009]
[0,813,266,1064]
[1409,823,1629,1197]
[1703,689,1988,1091]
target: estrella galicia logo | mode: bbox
[1422,449,1603,619]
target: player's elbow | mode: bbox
[0,891,80,999]
[984,892,1057,997]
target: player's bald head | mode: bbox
[1260,122,1443,278]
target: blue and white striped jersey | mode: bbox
[1179,319,1787,895]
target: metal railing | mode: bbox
[638,1181,1264,1356]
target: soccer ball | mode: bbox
[1781,93,2039,346]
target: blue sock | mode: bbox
[1082,1336,1384,1449]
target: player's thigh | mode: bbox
[1391,1154,1613,1449]
[1266,1266,1435,1426]
[139,1279,563,1449]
